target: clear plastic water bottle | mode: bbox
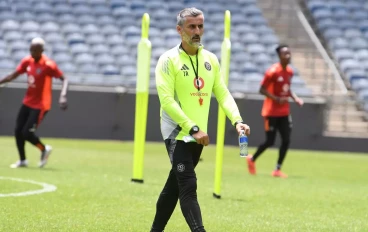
[239,130,248,157]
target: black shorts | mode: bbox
[264,115,292,136]
[15,104,49,132]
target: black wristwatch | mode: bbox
[234,120,243,127]
[189,125,200,135]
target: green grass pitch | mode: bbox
[0,137,367,232]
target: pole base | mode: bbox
[131,178,144,184]
[213,193,221,199]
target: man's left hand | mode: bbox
[236,123,250,136]
[295,97,304,107]
[59,95,68,110]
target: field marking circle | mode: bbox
[0,176,57,197]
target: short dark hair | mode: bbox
[275,44,289,55]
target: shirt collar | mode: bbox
[177,43,204,55]
[32,54,46,65]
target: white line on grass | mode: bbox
[0,176,57,197]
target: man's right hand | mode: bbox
[192,130,210,146]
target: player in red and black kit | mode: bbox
[246,44,303,178]
[0,38,68,168]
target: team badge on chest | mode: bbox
[204,62,211,71]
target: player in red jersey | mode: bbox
[0,38,69,168]
[246,45,303,178]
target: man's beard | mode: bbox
[183,33,201,48]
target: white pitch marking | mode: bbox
[0,176,57,197]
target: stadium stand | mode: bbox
[0,0,313,96]
[299,0,368,133]
[304,0,368,111]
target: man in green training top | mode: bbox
[150,7,251,232]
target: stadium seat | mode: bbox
[75,53,95,65]
[70,43,90,55]
[78,64,100,74]
[0,59,15,69]
[102,64,121,75]
[53,52,73,63]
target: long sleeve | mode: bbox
[156,55,196,133]
[212,56,243,125]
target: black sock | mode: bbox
[277,140,290,169]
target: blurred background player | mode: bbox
[151,8,250,232]
[0,37,68,168]
[246,44,303,178]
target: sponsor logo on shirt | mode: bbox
[181,64,189,77]
[193,77,204,90]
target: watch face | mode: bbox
[193,126,199,132]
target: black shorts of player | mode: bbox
[264,115,292,139]
[15,104,49,134]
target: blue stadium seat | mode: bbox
[355,49,368,61]
[351,78,368,92]
[69,0,89,5]
[53,52,73,63]
[241,62,260,73]
[124,35,140,47]
[53,4,72,15]
[13,50,29,62]
[92,6,111,16]
[340,59,361,73]
[0,49,9,59]
[102,64,121,75]
[323,28,343,40]
[33,3,53,14]
[350,37,368,50]
[1,20,20,32]
[59,62,77,73]
[58,14,77,24]
[307,0,326,13]
[66,33,85,45]
[73,5,93,15]
[121,65,136,78]
[110,45,129,57]
[51,43,69,53]
[20,21,40,32]
[344,29,362,39]
[3,31,23,41]
[86,34,105,45]
[77,15,97,25]
[78,64,100,74]
[62,23,81,35]
[96,53,115,66]
[24,32,42,43]
[96,15,115,26]
[240,33,259,44]
[36,13,57,23]
[246,44,266,55]
[109,0,127,9]
[82,24,100,35]
[334,49,354,62]
[242,5,263,16]
[44,33,64,44]
[70,43,90,55]
[41,22,60,33]
[346,69,366,83]
[0,59,15,69]
[329,38,349,50]
[91,44,110,54]
[116,55,135,67]
[75,53,95,65]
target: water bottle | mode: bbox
[239,130,248,157]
